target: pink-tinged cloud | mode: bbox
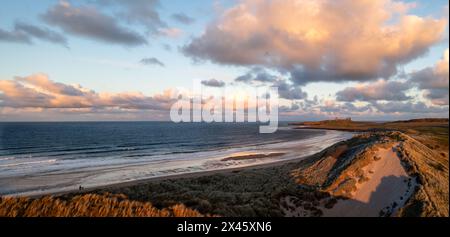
[0,74,176,110]
[158,28,183,38]
[317,99,447,117]
[183,0,447,84]
[411,48,449,105]
[336,79,412,102]
[372,101,448,114]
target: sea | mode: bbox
[0,122,353,196]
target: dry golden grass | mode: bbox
[396,133,449,217]
[324,140,397,197]
[290,144,348,186]
[0,193,204,217]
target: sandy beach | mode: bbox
[1,129,352,197]
[30,151,312,199]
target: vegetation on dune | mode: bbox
[396,133,449,217]
[0,193,204,217]
[69,160,335,217]
[91,167,302,217]
[291,130,448,217]
[290,132,392,189]
[290,123,448,217]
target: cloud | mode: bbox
[14,22,68,46]
[0,28,31,44]
[298,95,319,110]
[0,74,175,110]
[94,0,184,39]
[0,80,54,108]
[95,0,167,33]
[317,97,447,117]
[335,48,449,106]
[279,103,300,113]
[274,80,307,100]
[0,22,67,46]
[422,89,449,106]
[182,0,447,84]
[172,13,196,25]
[372,101,447,114]
[317,100,445,116]
[234,68,306,100]
[320,101,372,114]
[201,79,226,87]
[234,67,277,83]
[0,106,171,121]
[336,79,412,102]
[282,97,447,119]
[140,57,165,67]
[411,48,449,105]
[234,73,253,83]
[42,1,147,46]
[158,28,183,38]
[15,74,84,96]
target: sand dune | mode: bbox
[322,143,417,217]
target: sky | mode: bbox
[0,0,448,121]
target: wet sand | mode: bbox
[29,153,311,199]
[221,152,286,161]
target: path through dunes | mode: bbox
[322,144,417,217]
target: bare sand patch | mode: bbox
[221,152,286,161]
[322,143,417,217]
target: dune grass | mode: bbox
[0,193,204,217]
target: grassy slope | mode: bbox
[295,118,449,217]
[0,193,204,217]
[396,133,449,217]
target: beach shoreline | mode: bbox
[30,151,316,199]
[2,129,353,197]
